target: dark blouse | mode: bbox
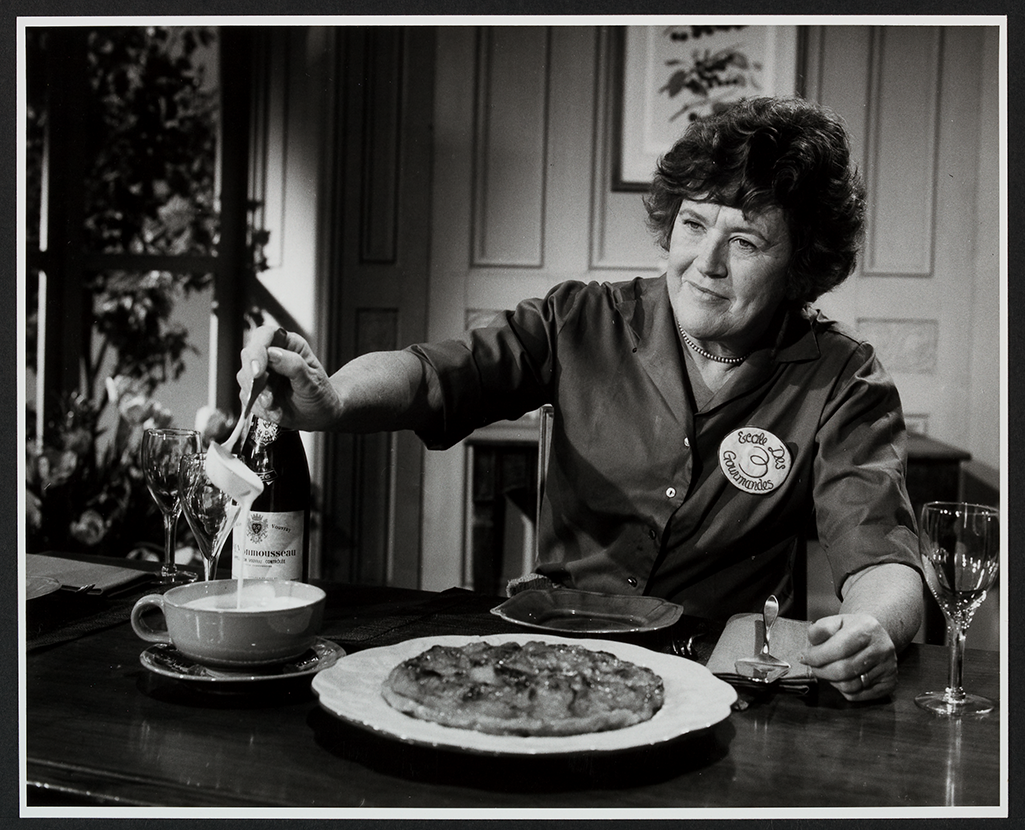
[408,275,920,620]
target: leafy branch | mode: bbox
[657,26,763,123]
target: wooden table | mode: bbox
[23,570,1004,813]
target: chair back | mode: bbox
[535,404,554,556]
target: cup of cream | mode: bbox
[131,579,326,667]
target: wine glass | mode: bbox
[178,453,242,582]
[915,501,1000,716]
[142,428,201,586]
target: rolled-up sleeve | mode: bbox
[405,283,591,450]
[812,343,922,597]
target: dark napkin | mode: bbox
[26,586,159,652]
[24,553,166,652]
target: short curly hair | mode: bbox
[644,96,866,305]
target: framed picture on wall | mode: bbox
[613,25,800,191]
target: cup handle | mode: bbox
[130,593,171,644]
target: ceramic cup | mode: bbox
[131,579,326,667]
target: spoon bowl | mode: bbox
[203,349,274,504]
[733,595,791,683]
[734,658,790,683]
[205,441,265,505]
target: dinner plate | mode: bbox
[140,638,345,684]
[490,588,684,634]
[26,576,62,601]
[312,632,736,756]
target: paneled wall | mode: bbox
[420,24,1000,592]
[319,28,435,588]
[807,25,1001,471]
[423,27,664,590]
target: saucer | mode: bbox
[140,638,345,684]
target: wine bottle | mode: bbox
[231,416,311,581]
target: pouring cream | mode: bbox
[204,442,265,608]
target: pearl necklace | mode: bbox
[678,325,748,365]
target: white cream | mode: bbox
[183,593,308,612]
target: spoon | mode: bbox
[206,327,291,505]
[224,368,269,456]
[734,595,791,683]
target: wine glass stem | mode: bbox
[203,546,221,581]
[161,510,179,578]
[945,622,968,704]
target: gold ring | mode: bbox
[860,673,869,689]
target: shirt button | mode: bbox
[627,577,638,587]
[683,437,690,447]
[665,486,677,498]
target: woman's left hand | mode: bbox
[800,614,899,701]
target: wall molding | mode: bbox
[359,29,403,266]
[249,30,290,271]
[862,27,943,277]
[471,27,550,269]
[590,26,664,274]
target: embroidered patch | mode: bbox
[718,427,791,495]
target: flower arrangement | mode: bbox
[25,376,233,560]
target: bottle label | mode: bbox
[232,509,304,580]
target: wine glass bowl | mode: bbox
[142,428,201,586]
[179,453,242,582]
[916,501,999,716]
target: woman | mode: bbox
[239,97,923,701]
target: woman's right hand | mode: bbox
[237,326,343,432]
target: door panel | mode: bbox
[806,25,999,465]
[319,27,435,587]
